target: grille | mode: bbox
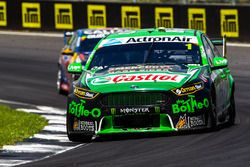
[113,115,160,128]
[101,92,167,107]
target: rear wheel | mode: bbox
[207,90,217,130]
[227,94,236,125]
[66,112,93,143]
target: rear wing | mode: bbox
[211,35,227,58]
[63,31,74,45]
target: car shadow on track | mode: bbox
[93,123,236,142]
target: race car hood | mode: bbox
[83,65,200,93]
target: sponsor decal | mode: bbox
[176,114,188,129]
[87,5,106,28]
[126,36,195,43]
[99,36,198,47]
[86,34,105,39]
[188,8,206,33]
[0,1,7,26]
[73,118,79,130]
[119,107,150,115]
[83,29,128,35]
[189,115,205,128]
[74,87,99,99]
[22,3,41,28]
[171,82,204,96]
[155,7,174,28]
[90,73,186,85]
[121,6,141,29]
[102,38,122,47]
[80,121,95,131]
[220,9,239,38]
[214,58,227,66]
[108,65,171,73]
[172,95,209,114]
[175,114,205,129]
[111,108,116,115]
[68,100,101,118]
[68,63,82,72]
[54,3,73,29]
[73,120,95,132]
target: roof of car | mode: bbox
[105,28,202,39]
[76,28,130,37]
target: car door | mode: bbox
[206,36,231,112]
[201,35,227,116]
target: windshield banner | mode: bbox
[99,36,198,47]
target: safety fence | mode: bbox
[0,0,249,41]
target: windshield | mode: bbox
[79,38,101,53]
[89,42,201,69]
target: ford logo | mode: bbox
[130,85,139,89]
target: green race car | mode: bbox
[66,28,235,142]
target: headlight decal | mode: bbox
[74,87,99,99]
[171,82,204,96]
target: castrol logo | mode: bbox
[91,73,186,85]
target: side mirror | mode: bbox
[212,57,228,70]
[67,63,83,74]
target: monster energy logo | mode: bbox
[25,8,38,23]
[0,7,4,21]
[157,13,171,28]
[190,14,204,31]
[90,10,104,26]
[124,11,138,28]
[223,15,237,33]
[172,95,209,114]
[68,100,101,118]
[57,9,71,24]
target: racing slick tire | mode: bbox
[67,132,92,143]
[66,112,93,143]
[207,90,217,130]
[227,93,236,126]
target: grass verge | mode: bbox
[0,105,48,148]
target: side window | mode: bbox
[202,35,214,66]
[205,36,222,57]
[69,34,78,51]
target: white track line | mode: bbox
[0,31,62,37]
[0,99,86,167]
[0,160,31,167]
[33,134,69,142]
[3,144,70,153]
[227,42,250,47]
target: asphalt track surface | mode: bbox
[0,34,250,167]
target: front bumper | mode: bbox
[67,88,211,136]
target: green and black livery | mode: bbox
[66,28,235,142]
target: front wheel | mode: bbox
[67,132,93,143]
[66,112,93,143]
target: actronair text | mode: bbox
[100,36,198,47]
[126,36,194,43]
